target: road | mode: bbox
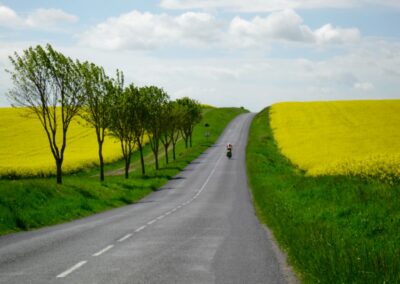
[0,113,291,284]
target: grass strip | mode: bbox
[246,107,400,283]
[0,107,247,235]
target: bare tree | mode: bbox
[7,44,83,184]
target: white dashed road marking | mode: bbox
[135,225,146,232]
[56,261,87,278]
[92,245,114,257]
[118,234,132,242]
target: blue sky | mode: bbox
[1,0,400,111]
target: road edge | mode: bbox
[244,113,300,284]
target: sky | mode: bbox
[0,0,399,111]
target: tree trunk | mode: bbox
[138,142,145,175]
[172,143,176,160]
[189,134,192,147]
[149,137,159,170]
[164,144,169,164]
[155,150,159,170]
[124,153,131,179]
[99,141,104,182]
[56,159,63,184]
[184,137,188,148]
[124,160,130,179]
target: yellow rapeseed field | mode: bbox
[270,100,400,181]
[0,107,124,176]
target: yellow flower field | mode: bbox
[0,107,124,176]
[270,100,400,181]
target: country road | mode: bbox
[0,113,291,284]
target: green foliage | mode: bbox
[176,97,202,148]
[247,108,400,283]
[78,61,113,181]
[140,86,170,170]
[0,177,154,233]
[7,44,85,184]
[108,74,141,179]
[129,84,148,175]
[159,101,175,164]
[0,107,247,236]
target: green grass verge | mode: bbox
[246,107,400,284]
[0,107,247,236]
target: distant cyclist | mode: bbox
[226,143,233,158]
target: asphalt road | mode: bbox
[0,113,290,284]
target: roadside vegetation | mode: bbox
[247,107,400,283]
[5,44,202,184]
[0,106,247,235]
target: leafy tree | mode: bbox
[7,44,83,184]
[141,86,170,170]
[159,102,173,164]
[108,71,137,179]
[78,61,112,181]
[170,102,184,160]
[160,101,183,162]
[177,97,202,148]
[128,84,148,175]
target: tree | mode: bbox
[108,71,137,179]
[161,101,183,162]
[170,103,183,160]
[128,84,148,175]
[159,102,173,164]
[7,44,83,184]
[141,86,170,170]
[177,97,202,148]
[78,61,112,182]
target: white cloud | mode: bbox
[229,10,360,46]
[160,0,400,12]
[80,9,360,50]
[0,5,24,27]
[176,12,223,44]
[0,5,77,30]
[314,24,360,44]
[80,11,222,50]
[229,10,314,45]
[160,0,352,12]
[26,9,78,29]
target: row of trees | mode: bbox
[7,44,202,184]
